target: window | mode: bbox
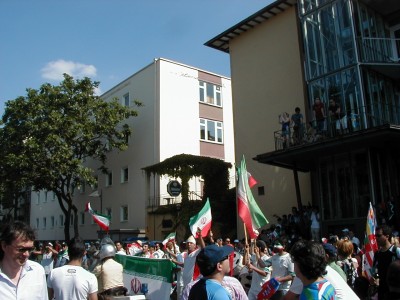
[59,215,64,228]
[123,93,130,107]
[80,212,85,225]
[199,81,222,107]
[106,208,112,219]
[120,206,128,222]
[36,218,39,229]
[43,191,48,203]
[106,172,113,187]
[36,192,40,204]
[43,217,47,229]
[50,216,55,228]
[200,119,223,143]
[258,186,265,196]
[52,192,56,201]
[121,167,129,183]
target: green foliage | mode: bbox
[0,74,141,238]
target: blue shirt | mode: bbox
[189,278,232,300]
[300,279,336,300]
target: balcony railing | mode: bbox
[147,190,203,209]
[274,103,400,150]
[358,37,400,63]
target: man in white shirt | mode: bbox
[0,221,49,300]
[47,237,98,300]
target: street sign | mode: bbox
[167,180,182,197]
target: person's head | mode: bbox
[336,239,353,259]
[142,242,149,253]
[186,236,197,252]
[0,221,36,265]
[67,237,86,261]
[256,240,268,255]
[273,239,286,254]
[375,225,392,247]
[295,107,301,113]
[155,242,161,251]
[166,241,174,250]
[224,238,231,245]
[387,260,400,292]
[291,240,327,281]
[216,238,223,246]
[315,97,321,104]
[196,244,233,277]
[322,243,337,262]
[115,241,123,251]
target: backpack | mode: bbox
[340,258,357,288]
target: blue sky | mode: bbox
[0,0,273,115]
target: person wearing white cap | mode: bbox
[41,242,56,278]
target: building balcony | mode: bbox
[358,37,400,64]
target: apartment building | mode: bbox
[30,58,235,241]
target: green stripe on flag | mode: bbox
[115,254,175,283]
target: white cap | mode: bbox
[186,235,196,244]
[342,228,349,232]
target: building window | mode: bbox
[36,192,40,204]
[258,186,265,196]
[200,119,223,143]
[43,191,48,203]
[50,216,55,228]
[123,93,130,107]
[120,206,128,222]
[199,81,222,107]
[80,212,85,225]
[59,215,64,228]
[52,192,56,201]
[106,208,112,219]
[121,167,129,183]
[106,172,113,187]
[36,218,39,229]
[43,217,47,229]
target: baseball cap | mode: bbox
[342,228,349,232]
[323,243,337,257]
[234,239,239,243]
[186,235,196,244]
[197,244,234,265]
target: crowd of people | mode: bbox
[1,219,400,300]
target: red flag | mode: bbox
[362,202,378,279]
[247,171,258,188]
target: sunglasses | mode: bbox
[13,246,35,253]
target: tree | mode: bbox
[0,74,141,240]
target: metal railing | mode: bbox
[358,37,400,63]
[274,103,400,150]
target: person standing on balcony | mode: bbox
[279,112,291,148]
[328,98,343,135]
[312,97,326,136]
[291,107,304,145]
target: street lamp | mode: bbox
[89,190,103,213]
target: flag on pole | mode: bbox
[162,232,176,246]
[189,198,212,238]
[85,202,110,231]
[362,202,378,279]
[237,155,268,239]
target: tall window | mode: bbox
[199,81,222,107]
[51,216,55,228]
[36,218,39,229]
[121,167,129,183]
[106,172,113,187]
[120,206,128,222]
[59,215,64,227]
[80,212,85,225]
[200,119,223,143]
[123,93,130,107]
[43,217,47,229]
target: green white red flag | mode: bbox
[85,202,110,231]
[162,232,176,246]
[189,198,212,238]
[362,202,378,279]
[237,155,268,239]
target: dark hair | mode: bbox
[290,240,327,280]
[67,237,86,260]
[0,221,36,260]
[196,254,218,277]
[256,240,267,252]
[376,224,392,239]
[295,107,300,112]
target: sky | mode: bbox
[0,0,274,115]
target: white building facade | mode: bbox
[30,58,235,241]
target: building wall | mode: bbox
[228,7,312,236]
[31,58,235,241]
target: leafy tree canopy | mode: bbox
[0,74,141,239]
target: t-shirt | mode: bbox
[188,278,232,300]
[266,252,294,292]
[291,113,303,126]
[182,248,201,286]
[248,254,271,300]
[300,279,336,300]
[47,264,98,300]
[313,102,325,120]
[41,251,54,275]
[93,258,123,292]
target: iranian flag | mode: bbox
[162,232,176,246]
[189,198,212,238]
[85,202,110,231]
[237,155,268,239]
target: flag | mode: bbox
[189,198,212,238]
[162,232,176,246]
[247,171,258,188]
[237,155,268,239]
[362,202,378,279]
[85,202,110,231]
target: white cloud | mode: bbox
[41,59,97,81]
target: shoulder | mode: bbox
[25,259,45,274]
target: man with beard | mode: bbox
[0,221,48,300]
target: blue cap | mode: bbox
[322,243,337,257]
[197,244,234,264]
